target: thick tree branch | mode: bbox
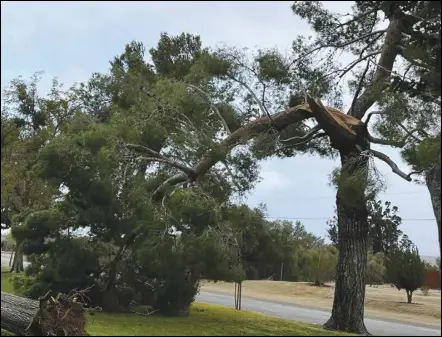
[152,105,315,198]
[350,61,371,113]
[349,19,403,119]
[370,149,414,181]
[306,95,358,145]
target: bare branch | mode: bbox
[365,110,383,125]
[398,123,423,142]
[130,309,158,316]
[331,30,387,48]
[222,161,242,191]
[187,84,232,135]
[337,8,380,28]
[338,51,380,80]
[228,75,274,124]
[370,149,413,181]
[350,61,371,113]
[278,132,327,152]
[293,30,386,64]
[367,135,404,148]
[137,156,196,177]
[365,111,423,143]
[127,143,197,177]
[409,170,424,178]
[280,124,322,143]
[367,57,415,83]
[126,143,162,157]
[152,172,189,199]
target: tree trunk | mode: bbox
[425,160,441,261]
[10,244,24,274]
[102,262,121,312]
[234,281,242,311]
[9,249,14,266]
[406,289,413,304]
[1,291,88,336]
[324,151,370,336]
[238,281,242,311]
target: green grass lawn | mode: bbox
[1,270,350,336]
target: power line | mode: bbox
[265,216,436,221]
[269,191,427,201]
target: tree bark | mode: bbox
[425,160,441,261]
[234,281,243,311]
[1,291,88,336]
[102,262,121,312]
[406,289,413,304]
[324,151,370,336]
[10,244,24,274]
[9,249,14,266]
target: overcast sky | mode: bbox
[1,1,438,256]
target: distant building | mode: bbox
[425,270,441,290]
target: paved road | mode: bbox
[2,253,440,336]
[1,252,29,268]
[196,292,441,336]
[1,252,13,266]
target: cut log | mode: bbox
[1,291,89,336]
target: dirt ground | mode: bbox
[201,280,441,327]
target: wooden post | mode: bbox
[238,281,242,311]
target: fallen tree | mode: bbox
[1,291,89,336]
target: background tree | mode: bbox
[386,235,427,304]
[327,198,403,256]
[366,252,386,287]
[1,74,69,273]
[302,245,338,286]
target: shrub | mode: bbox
[421,285,430,296]
[386,237,426,304]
